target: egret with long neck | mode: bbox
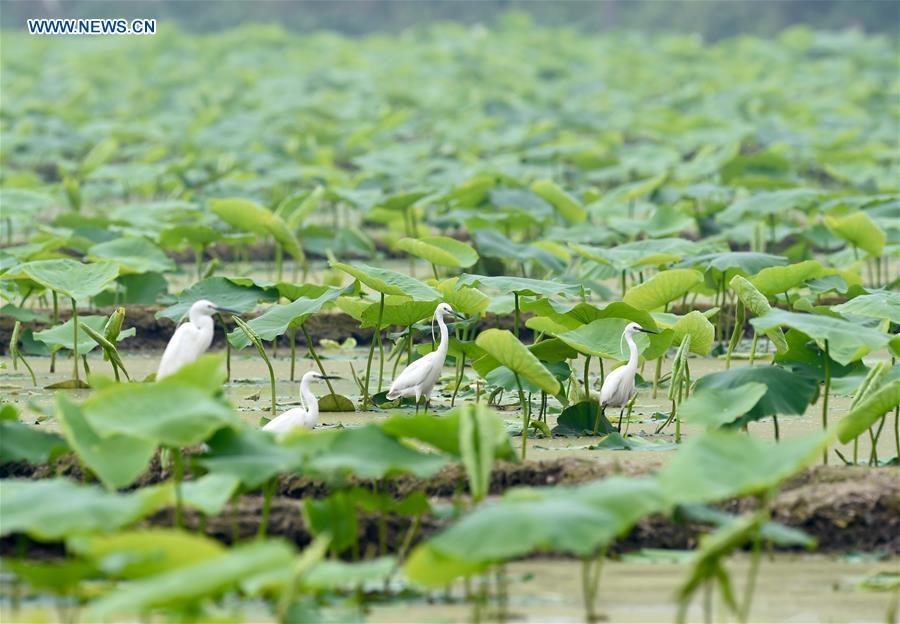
[387,302,465,413]
[157,299,238,380]
[263,371,339,434]
[598,322,657,431]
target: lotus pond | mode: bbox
[1,16,899,624]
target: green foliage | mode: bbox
[475,329,560,395]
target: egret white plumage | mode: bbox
[598,322,656,431]
[156,299,238,380]
[387,302,465,413]
[263,371,339,434]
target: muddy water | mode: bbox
[369,554,899,623]
[4,347,896,466]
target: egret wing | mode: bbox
[156,323,211,379]
[262,408,306,433]
[387,352,439,399]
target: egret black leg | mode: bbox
[618,407,626,432]
[414,398,420,415]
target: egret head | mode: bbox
[190,299,239,317]
[624,322,656,336]
[435,302,465,321]
[301,370,341,384]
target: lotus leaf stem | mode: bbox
[71,298,80,384]
[171,446,184,529]
[822,340,831,464]
[362,293,385,409]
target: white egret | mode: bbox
[156,299,238,380]
[598,322,656,431]
[387,302,465,413]
[262,371,340,434]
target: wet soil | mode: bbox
[4,455,898,557]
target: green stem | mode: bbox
[748,333,758,365]
[71,298,80,384]
[275,244,283,281]
[289,329,296,381]
[256,478,276,538]
[822,340,831,465]
[515,374,528,460]
[50,291,58,373]
[652,356,662,399]
[726,301,745,370]
[302,325,335,396]
[513,293,520,339]
[171,447,184,529]
[583,355,591,400]
[431,263,439,280]
[362,293,385,409]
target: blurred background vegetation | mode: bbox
[3,0,899,39]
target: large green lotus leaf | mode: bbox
[623,269,702,311]
[157,276,277,321]
[716,189,821,224]
[571,238,704,271]
[526,315,578,336]
[305,425,448,479]
[436,277,490,316]
[227,284,351,348]
[529,337,579,363]
[670,311,714,355]
[0,404,68,465]
[181,473,241,516]
[209,197,270,235]
[0,189,56,220]
[0,478,172,541]
[200,427,301,489]
[335,296,370,321]
[331,261,440,300]
[836,380,900,444]
[417,476,667,571]
[33,315,135,353]
[13,259,118,301]
[360,296,438,329]
[82,371,238,447]
[692,366,818,426]
[211,198,303,260]
[530,179,587,223]
[751,310,890,365]
[524,300,658,331]
[833,291,900,324]
[475,329,560,394]
[825,211,886,257]
[68,529,225,579]
[395,236,478,268]
[94,272,168,306]
[678,252,786,277]
[658,429,830,504]
[381,405,514,490]
[87,237,175,274]
[305,557,395,591]
[159,223,222,249]
[303,492,358,554]
[88,540,294,619]
[56,396,156,490]
[457,273,582,298]
[557,318,652,360]
[404,543,488,588]
[729,275,788,352]
[552,401,615,437]
[472,230,565,273]
[678,382,769,429]
[750,260,823,297]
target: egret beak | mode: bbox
[450,311,466,320]
[637,327,657,334]
[213,307,240,315]
[315,375,342,380]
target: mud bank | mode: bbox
[4,457,897,555]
